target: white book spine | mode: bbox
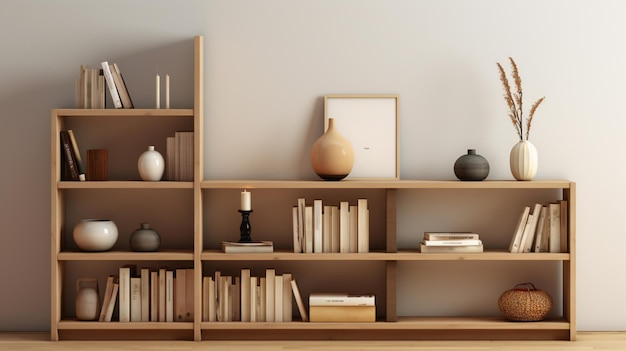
[166,271,174,322]
[100,61,122,108]
[130,277,142,322]
[118,266,130,322]
[241,269,251,322]
[309,294,375,306]
[313,200,323,253]
[357,199,369,253]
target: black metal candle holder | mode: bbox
[238,209,253,243]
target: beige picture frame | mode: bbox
[324,94,399,180]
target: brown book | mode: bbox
[111,63,134,108]
[559,200,568,252]
[87,149,108,181]
[309,305,376,323]
[290,279,308,322]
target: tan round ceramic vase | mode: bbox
[310,118,354,181]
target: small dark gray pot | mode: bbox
[454,149,490,181]
[129,223,161,252]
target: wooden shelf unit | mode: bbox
[50,36,204,341]
[51,36,575,342]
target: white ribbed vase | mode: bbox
[510,140,538,181]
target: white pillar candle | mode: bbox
[165,74,170,109]
[156,74,160,109]
[241,190,251,211]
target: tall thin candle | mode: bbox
[165,74,170,109]
[155,74,160,109]
[241,190,251,211]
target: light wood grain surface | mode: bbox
[2,332,626,351]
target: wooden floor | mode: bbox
[1,332,626,351]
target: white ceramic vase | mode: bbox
[73,219,118,251]
[510,140,538,181]
[138,145,164,181]
[75,278,100,321]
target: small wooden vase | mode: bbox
[510,140,538,181]
[310,118,354,180]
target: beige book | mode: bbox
[240,269,251,322]
[265,269,275,322]
[174,269,186,322]
[309,305,375,323]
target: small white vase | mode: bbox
[138,145,164,181]
[76,278,100,321]
[510,140,538,181]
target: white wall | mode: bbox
[0,0,624,331]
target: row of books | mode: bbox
[76,66,104,109]
[99,265,194,322]
[309,293,376,322]
[418,232,484,253]
[202,269,307,322]
[76,62,132,109]
[165,131,194,181]
[76,62,133,109]
[508,201,568,253]
[292,198,369,253]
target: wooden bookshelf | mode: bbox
[51,35,576,342]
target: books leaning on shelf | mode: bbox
[309,293,375,322]
[292,197,369,254]
[60,130,86,181]
[419,232,483,253]
[202,269,300,322]
[221,241,274,253]
[508,202,568,253]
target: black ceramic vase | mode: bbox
[454,149,489,181]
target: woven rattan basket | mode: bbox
[498,282,553,321]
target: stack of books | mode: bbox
[308,293,375,322]
[221,241,273,253]
[419,232,483,253]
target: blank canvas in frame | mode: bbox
[324,95,399,179]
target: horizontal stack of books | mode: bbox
[419,232,483,253]
[309,293,375,322]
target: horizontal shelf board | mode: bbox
[394,250,571,261]
[201,250,570,261]
[57,181,194,189]
[53,108,194,117]
[57,321,193,330]
[58,250,194,261]
[202,250,392,261]
[201,179,574,190]
[396,317,570,330]
[201,317,569,330]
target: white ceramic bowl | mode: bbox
[73,219,118,251]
